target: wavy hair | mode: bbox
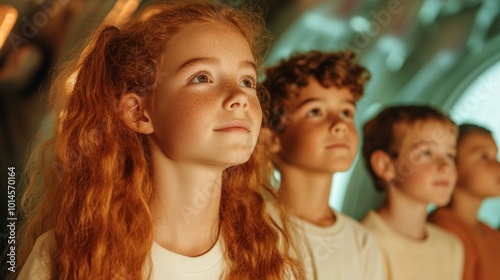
[16,1,304,279]
[263,50,370,132]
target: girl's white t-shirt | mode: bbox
[17,230,225,280]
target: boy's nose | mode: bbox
[437,156,455,171]
[330,119,348,134]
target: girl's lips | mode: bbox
[214,120,251,132]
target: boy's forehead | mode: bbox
[394,119,457,148]
[284,78,355,105]
[458,132,498,152]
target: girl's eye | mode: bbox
[307,108,322,117]
[190,73,210,84]
[239,77,256,88]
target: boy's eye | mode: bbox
[447,153,456,161]
[307,108,322,117]
[190,73,210,84]
[239,77,256,88]
[421,149,432,157]
[480,153,492,161]
[342,109,355,118]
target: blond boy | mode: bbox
[361,105,464,280]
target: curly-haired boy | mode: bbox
[263,50,385,280]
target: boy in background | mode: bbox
[263,50,385,280]
[429,124,500,280]
[361,105,464,280]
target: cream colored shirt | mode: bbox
[267,203,386,280]
[18,231,225,280]
[362,210,464,280]
[430,207,500,280]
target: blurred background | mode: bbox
[253,0,500,228]
[1,0,499,268]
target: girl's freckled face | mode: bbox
[148,21,262,167]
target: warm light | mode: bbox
[66,71,77,92]
[0,5,18,50]
[103,0,141,27]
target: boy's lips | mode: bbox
[325,142,350,149]
[433,180,451,187]
[214,120,251,132]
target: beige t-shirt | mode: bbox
[17,231,225,280]
[267,203,386,280]
[362,210,464,280]
[429,207,500,280]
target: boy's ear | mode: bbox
[118,93,154,134]
[370,150,396,184]
[261,127,281,154]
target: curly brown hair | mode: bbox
[262,50,370,132]
[362,105,457,192]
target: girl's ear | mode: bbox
[370,150,396,185]
[118,93,154,134]
[261,128,281,154]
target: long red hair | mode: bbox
[17,1,304,279]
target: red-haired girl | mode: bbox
[16,1,303,279]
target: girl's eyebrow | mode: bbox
[176,57,219,73]
[241,60,257,73]
[176,57,256,73]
